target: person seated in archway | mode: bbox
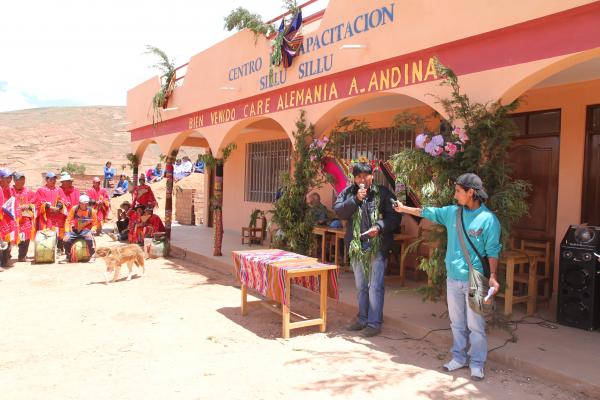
[63,195,99,262]
[131,174,157,209]
[174,156,193,181]
[134,207,165,244]
[112,175,129,197]
[150,163,164,183]
[194,159,205,174]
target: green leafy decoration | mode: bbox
[197,143,237,170]
[391,59,531,303]
[145,45,176,127]
[125,153,139,169]
[271,111,326,254]
[224,7,276,42]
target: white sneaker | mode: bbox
[443,359,467,372]
[470,367,485,381]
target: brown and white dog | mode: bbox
[95,245,146,284]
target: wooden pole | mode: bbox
[132,163,139,187]
[213,162,224,256]
[164,149,178,255]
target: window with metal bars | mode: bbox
[332,126,415,188]
[245,139,292,203]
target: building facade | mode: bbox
[127,0,600,307]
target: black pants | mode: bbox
[116,219,129,233]
[18,240,30,260]
[1,245,11,268]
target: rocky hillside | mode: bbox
[0,106,139,184]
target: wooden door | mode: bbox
[582,105,600,226]
[509,136,560,242]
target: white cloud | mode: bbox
[0,0,328,111]
[0,82,35,112]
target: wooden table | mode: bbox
[497,250,538,315]
[232,249,338,339]
[393,233,417,285]
[312,227,347,267]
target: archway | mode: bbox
[500,48,600,105]
[216,116,291,235]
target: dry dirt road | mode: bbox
[0,234,592,400]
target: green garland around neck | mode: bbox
[348,184,382,281]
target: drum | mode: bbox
[147,234,167,258]
[71,239,91,263]
[34,229,57,264]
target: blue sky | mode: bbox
[0,0,327,112]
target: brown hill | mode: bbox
[0,106,137,184]
[0,106,204,188]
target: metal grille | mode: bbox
[333,126,415,187]
[245,139,292,203]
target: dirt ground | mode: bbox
[0,232,593,400]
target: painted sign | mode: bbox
[131,1,600,142]
[253,3,396,91]
[134,53,439,140]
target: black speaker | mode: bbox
[557,225,600,331]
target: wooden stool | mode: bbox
[312,226,328,261]
[519,239,552,302]
[241,227,264,245]
[497,250,538,315]
[393,233,417,285]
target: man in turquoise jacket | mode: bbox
[393,173,501,381]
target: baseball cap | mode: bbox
[79,194,90,203]
[12,172,25,180]
[456,173,488,199]
[93,177,101,183]
[46,172,57,179]
[0,168,12,178]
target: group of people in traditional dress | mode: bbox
[111,173,165,245]
[0,168,165,269]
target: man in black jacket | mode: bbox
[334,162,401,337]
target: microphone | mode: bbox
[358,183,365,190]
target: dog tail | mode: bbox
[135,252,145,267]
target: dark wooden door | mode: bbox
[582,106,600,226]
[510,136,560,242]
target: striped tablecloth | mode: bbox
[232,249,339,304]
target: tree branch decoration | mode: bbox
[391,58,531,302]
[125,153,139,169]
[145,45,176,127]
[197,143,237,171]
[271,110,324,254]
[224,8,276,42]
[224,1,302,82]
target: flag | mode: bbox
[2,196,16,220]
[278,10,303,68]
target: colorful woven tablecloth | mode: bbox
[232,249,339,304]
